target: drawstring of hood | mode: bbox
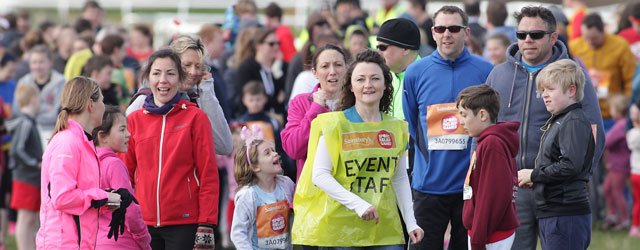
[508,62,519,108]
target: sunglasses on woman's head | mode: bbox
[516,30,553,40]
[432,25,467,33]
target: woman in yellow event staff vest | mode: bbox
[292,49,423,248]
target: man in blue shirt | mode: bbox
[403,5,492,250]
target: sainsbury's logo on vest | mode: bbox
[342,130,395,151]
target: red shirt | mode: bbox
[275,25,297,62]
[619,27,640,60]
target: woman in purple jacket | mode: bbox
[281,44,349,181]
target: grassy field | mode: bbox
[589,227,640,250]
[2,226,638,250]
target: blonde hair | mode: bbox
[15,84,39,108]
[536,59,585,102]
[52,76,101,138]
[234,139,265,188]
[235,0,257,15]
[608,94,629,117]
[170,35,207,63]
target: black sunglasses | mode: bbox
[377,44,389,51]
[433,25,467,33]
[516,30,553,40]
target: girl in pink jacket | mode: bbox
[94,105,151,249]
[36,77,122,249]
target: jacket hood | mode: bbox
[506,40,568,65]
[478,121,520,157]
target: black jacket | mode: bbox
[532,103,594,218]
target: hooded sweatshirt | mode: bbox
[403,48,493,194]
[463,122,520,250]
[485,41,605,172]
[15,70,65,131]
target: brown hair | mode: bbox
[197,24,222,42]
[140,49,187,85]
[132,23,153,46]
[243,80,266,96]
[101,34,124,55]
[339,49,393,113]
[232,27,259,69]
[52,76,102,138]
[487,0,509,27]
[456,85,501,123]
[434,6,469,26]
[15,83,39,109]
[83,55,112,76]
[234,139,266,188]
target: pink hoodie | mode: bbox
[96,147,151,250]
[37,119,110,249]
[281,84,328,181]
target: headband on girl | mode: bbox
[240,125,264,164]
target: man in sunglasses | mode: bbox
[376,18,420,120]
[403,5,492,250]
[485,6,604,250]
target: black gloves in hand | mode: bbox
[107,189,139,241]
[108,206,126,241]
[115,188,139,208]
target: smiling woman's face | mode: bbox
[149,57,180,106]
[350,62,385,108]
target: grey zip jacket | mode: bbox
[486,41,605,171]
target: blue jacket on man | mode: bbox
[403,48,493,195]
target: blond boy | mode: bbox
[517,59,594,250]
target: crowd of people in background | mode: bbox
[1,0,640,249]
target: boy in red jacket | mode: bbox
[456,84,520,250]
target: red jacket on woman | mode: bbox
[125,100,219,227]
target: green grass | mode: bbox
[0,226,637,250]
[588,226,640,250]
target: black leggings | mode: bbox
[149,224,198,250]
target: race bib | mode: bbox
[426,103,468,150]
[256,199,290,249]
[587,68,611,99]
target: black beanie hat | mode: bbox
[377,18,420,50]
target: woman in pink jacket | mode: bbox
[281,44,349,181]
[36,76,122,249]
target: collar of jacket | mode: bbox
[551,102,582,121]
[431,47,470,66]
